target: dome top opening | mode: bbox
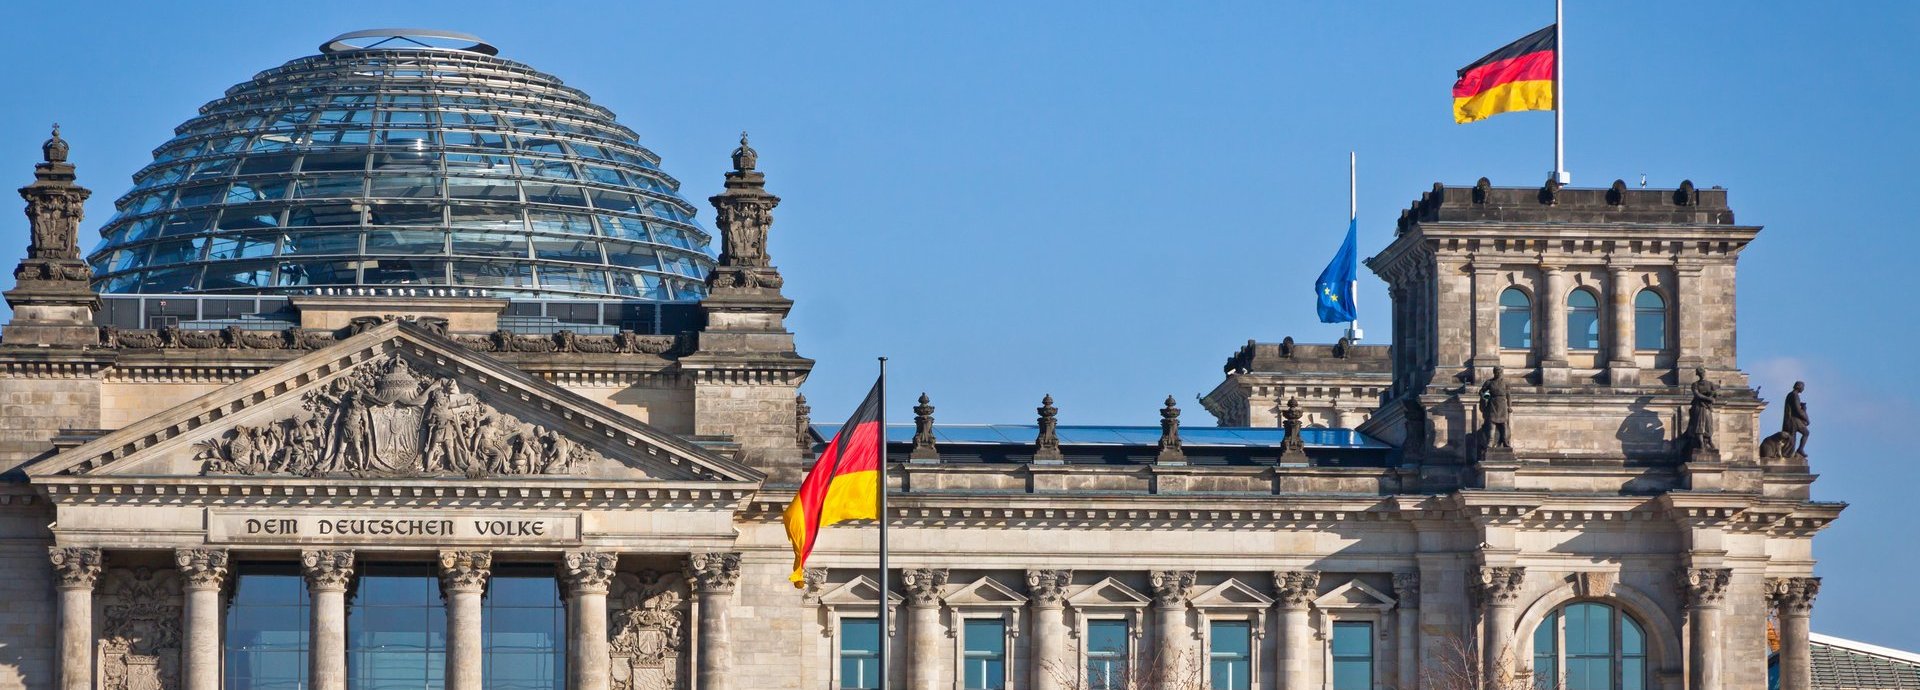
[320,28,499,56]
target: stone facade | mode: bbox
[0,126,1843,690]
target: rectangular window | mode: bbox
[224,565,309,690]
[840,618,881,690]
[1209,621,1252,690]
[483,566,566,690]
[963,619,1007,690]
[1331,622,1373,690]
[1086,620,1129,690]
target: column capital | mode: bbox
[1768,576,1820,616]
[1026,569,1072,608]
[1683,567,1732,608]
[302,550,355,592]
[438,550,492,595]
[47,546,101,590]
[685,552,742,594]
[900,567,949,608]
[1475,566,1526,606]
[1392,572,1421,609]
[174,548,230,590]
[559,550,618,596]
[1149,570,1195,609]
[1273,570,1320,609]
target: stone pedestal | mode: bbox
[1026,570,1071,690]
[439,551,493,690]
[303,551,354,690]
[902,568,949,690]
[1273,571,1318,690]
[1769,577,1820,690]
[176,549,229,690]
[687,553,742,690]
[1684,568,1731,690]
[561,551,618,690]
[48,547,101,690]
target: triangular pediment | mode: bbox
[1313,579,1396,609]
[24,321,760,484]
[943,576,1027,607]
[1067,577,1151,608]
[820,575,905,606]
[1189,578,1275,609]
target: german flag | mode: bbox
[784,379,883,586]
[1453,25,1556,124]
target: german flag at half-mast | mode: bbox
[1453,25,1556,124]
[784,378,884,586]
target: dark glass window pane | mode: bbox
[1567,289,1601,350]
[448,205,523,231]
[1500,288,1533,349]
[445,153,515,174]
[366,230,447,254]
[610,271,668,300]
[963,619,1006,690]
[208,234,279,260]
[451,232,528,257]
[532,236,601,263]
[159,212,217,237]
[1209,621,1251,690]
[1634,290,1666,350]
[483,568,564,690]
[148,238,208,265]
[302,152,367,172]
[451,261,535,288]
[1331,622,1372,690]
[297,177,364,199]
[589,190,640,214]
[369,205,444,226]
[598,215,650,242]
[276,260,358,286]
[348,565,446,690]
[286,205,361,227]
[840,618,880,690]
[525,184,587,207]
[238,156,297,176]
[204,262,278,290]
[604,245,660,270]
[536,266,608,294]
[225,566,309,690]
[281,232,362,256]
[369,176,442,199]
[227,180,289,203]
[449,177,521,202]
[139,267,201,292]
[528,212,594,236]
[1533,611,1558,689]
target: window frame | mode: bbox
[1633,288,1668,352]
[1328,621,1375,690]
[944,577,1027,690]
[836,616,884,690]
[1528,601,1649,690]
[1499,286,1535,351]
[960,616,1012,690]
[1204,618,1256,690]
[1080,617,1134,690]
[1566,287,1603,351]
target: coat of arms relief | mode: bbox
[610,570,689,690]
[97,568,183,690]
[193,356,608,478]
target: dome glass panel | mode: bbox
[85,31,714,300]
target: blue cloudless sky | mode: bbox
[2,0,1915,649]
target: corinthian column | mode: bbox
[1148,570,1195,690]
[176,549,230,690]
[303,551,354,690]
[1026,569,1072,690]
[1769,577,1820,690]
[902,568,950,690]
[1392,573,1421,690]
[687,552,742,690]
[48,547,101,690]
[1683,568,1731,690]
[1475,567,1526,686]
[440,551,493,690]
[561,551,619,690]
[1273,570,1319,690]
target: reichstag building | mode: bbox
[0,28,1840,690]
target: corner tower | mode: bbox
[1360,179,1798,495]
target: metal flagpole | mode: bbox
[875,356,890,689]
[1554,0,1569,184]
[1346,151,1363,342]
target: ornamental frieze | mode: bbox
[194,356,606,478]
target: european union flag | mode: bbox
[1315,219,1359,323]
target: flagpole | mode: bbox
[875,356,890,690]
[1554,0,1569,184]
[1347,151,1362,342]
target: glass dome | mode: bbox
[84,30,714,301]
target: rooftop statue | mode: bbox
[1683,367,1720,458]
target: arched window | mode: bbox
[1530,602,1647,690]
[1499,288,1532,349]
[1567,289,1601,350]
[1634,290,1666,350]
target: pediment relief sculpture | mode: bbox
[195,356,605,478]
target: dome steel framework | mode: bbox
[84,30,716,301]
